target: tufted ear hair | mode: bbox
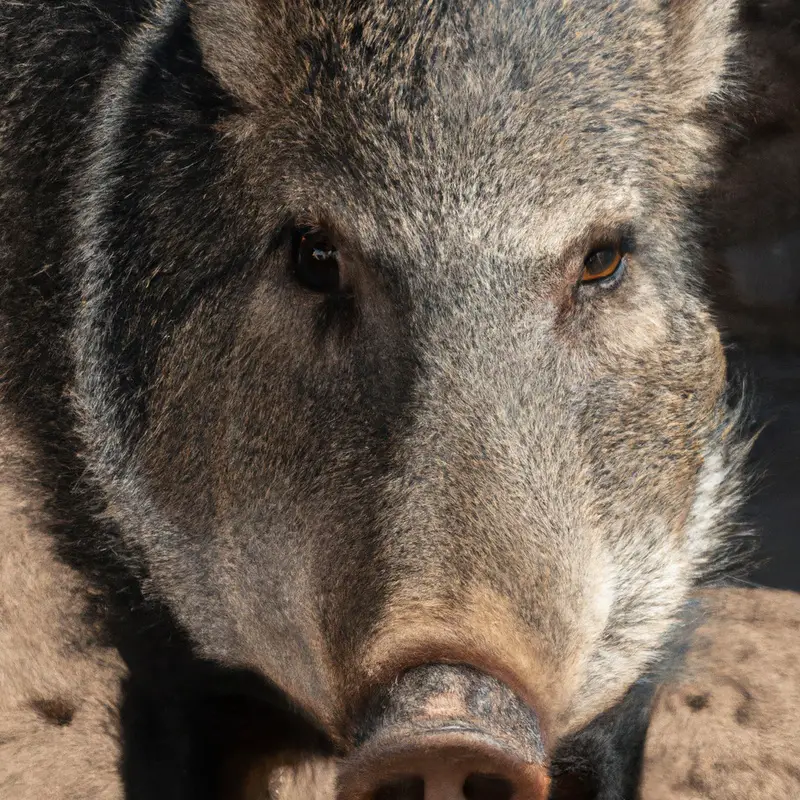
[662,0,740,111]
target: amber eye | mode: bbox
[293,227,342,293]
[582,246,624,283]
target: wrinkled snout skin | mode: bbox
[0,0,748,796]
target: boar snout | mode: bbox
[337,665,549,800]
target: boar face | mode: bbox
[71,0,745,765]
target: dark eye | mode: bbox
[582,246,625,284]
[293,227,342,293]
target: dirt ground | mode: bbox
[641,587,800,800]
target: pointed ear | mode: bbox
[663,0,739,110]
[188,0,293,108]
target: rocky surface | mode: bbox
[641,588,800,800]
[0,459,126,800]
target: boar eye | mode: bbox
[582,246,625,284]
[293,227,343,294]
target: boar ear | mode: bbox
[188,0,289,108]
[663,0,739,110]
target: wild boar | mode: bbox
[0,1,749,798]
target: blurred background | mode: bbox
[706,0,799,590]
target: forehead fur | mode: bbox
[195,0,732,256]
[201,1,672,144]
[199,1,669,101]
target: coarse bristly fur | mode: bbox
[0,1,753,798]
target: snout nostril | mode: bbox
[373,776,425,800]
[463,773,515,800]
